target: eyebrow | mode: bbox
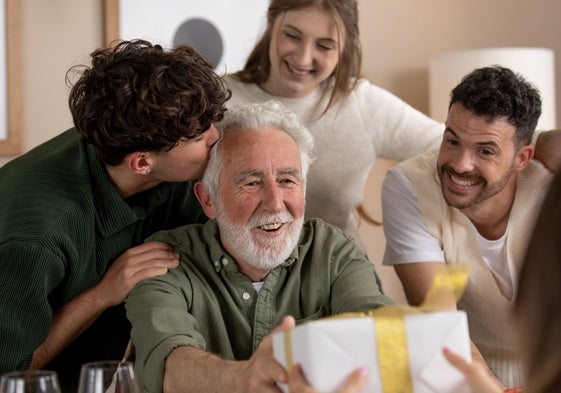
[233,170,263,184]
[233,167,302,183]
[278,167,303,180]
[444,128,501,148]
[282,24,339,45]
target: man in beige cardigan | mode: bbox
[381,66,553,390]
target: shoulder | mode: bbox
[301,217,352,240]
[383,165,412,196]
[348,77,405,103]
[398,149,440,186]
[520,159,554,183]
[298,218,364,258]
[224,74,263,103]
[0,131,96,242]
[147,221,208,248]
[0,129,88,193]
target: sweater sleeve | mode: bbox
[381,166,446,265]
[355,80,444,161]
[0,241,65,373]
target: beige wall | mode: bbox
[0,0,102,167]
[360,0,561,119]
[3,0,561,301]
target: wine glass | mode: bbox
[0,370,61,393]
[77,361,140,393]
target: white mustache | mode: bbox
[249,211,294,228]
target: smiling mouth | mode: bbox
[286,62,312,76]
[258,222,284,232]
[449,174,479,187]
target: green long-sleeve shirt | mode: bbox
[126,218,394,393]
[0,129,206,392]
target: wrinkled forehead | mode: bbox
[219,127,302,171]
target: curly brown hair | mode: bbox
[67,40,231,165]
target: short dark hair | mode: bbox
[67,40,231,165]
[449,66,541,145]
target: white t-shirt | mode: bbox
[382,166,514,299]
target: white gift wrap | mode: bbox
[273,310,471,393]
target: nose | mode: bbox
[261,182,284,212]
[293,42,313,66]
[451,149,475,173]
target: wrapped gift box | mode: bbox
[273,310,471,393]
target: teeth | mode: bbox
[450,175,477,186]
[260,223,282,231]
[287,63,310,75]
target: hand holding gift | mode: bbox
[273,265,473,393]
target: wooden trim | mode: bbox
[103,0,120,46]
[0,0,23,155]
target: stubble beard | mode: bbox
[437,160,517,210]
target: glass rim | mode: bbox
[1,370,58,378]
[80,361,133,369]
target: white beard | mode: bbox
[215,205,303,271]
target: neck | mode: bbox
[463,182,517,240]
[237,261,270,282]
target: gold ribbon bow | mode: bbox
[283,264,469,393]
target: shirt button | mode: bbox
[221,257,229,266]
[213,260,220,268]
[242,292,251,300]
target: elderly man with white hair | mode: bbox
[125,100,392,393]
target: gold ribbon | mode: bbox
[283,264,469,393]
[370,264,468,392]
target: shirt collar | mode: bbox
[85,141,175,237]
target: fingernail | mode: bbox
[357,366,368,377]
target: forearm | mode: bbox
[164,346,246,393]
[534,129,561,172]
[29,285,110,369]
[394,262,443,306]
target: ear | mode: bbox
[126,152,152,175]
[514,144,534,172]
[194,181,217,219]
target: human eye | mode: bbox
[477,147,496,157]
[283,30,300,41]
[317,41,335,51]
[238,176,262,193]
[445,138,460,147]
[280,178,295,186]
[278,174,301,188]
[245,179,261,187]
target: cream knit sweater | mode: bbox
[401,148,553,387]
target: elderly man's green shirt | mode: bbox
[126,218,393,393]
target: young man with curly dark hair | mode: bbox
[0,39,230,392]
